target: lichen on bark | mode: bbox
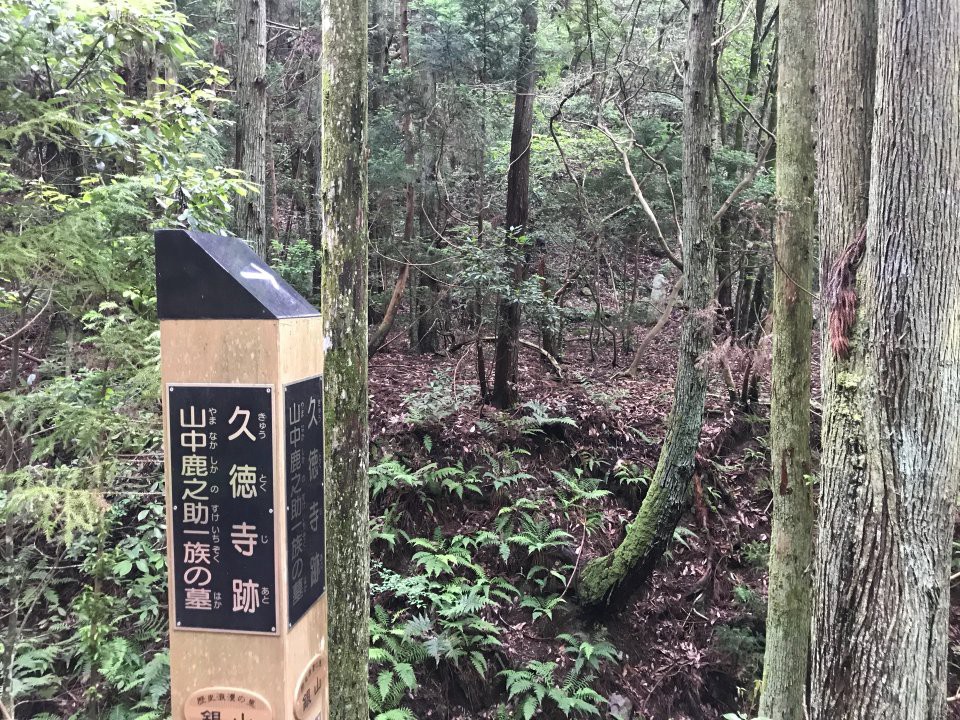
[320,0,371,714]
[757,0,816,711]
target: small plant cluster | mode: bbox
[367,449,618,720]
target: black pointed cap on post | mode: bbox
[155,229,319,320]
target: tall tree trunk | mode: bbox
[491,0,538,409]
[234,0,268,257]
[265,117,277,249]
[412,62,442,354]
[734,0,768,151]
[577,0,718,607]
[807,0,876,712]
[320,0,370,712]
[368,0,415,356]
[757,0,815,711]
[811,0,960,717]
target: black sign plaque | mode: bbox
[284,375,325,628]
[167,384,277,634]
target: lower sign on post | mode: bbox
[294,640,327,720]
[183,687,273,720]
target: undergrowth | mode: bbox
[367,428,619,719]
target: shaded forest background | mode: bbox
[1,1,957,719]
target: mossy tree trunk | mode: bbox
[491,0,538,409]
[577,0,717,607]
[811,0,960,717]
[757,0,815,712]
[234,0,268,258]
[320,0,370,711]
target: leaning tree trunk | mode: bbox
[490,0,538,409]
[811,0,960,718]
[577,0,718,607]
[757,0,815,712]
[319,0,370,713]
[234,0,268,257]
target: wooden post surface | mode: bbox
[155,230,328,720]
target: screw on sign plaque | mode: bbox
[157,229,327,720]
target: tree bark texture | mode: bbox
[808,0,876,712]
[320,0,370,712]
[577,0,717,607]
[811,0,960,717]
[491,0,538,409]
[234,0,268,257]
[757,0,815,711]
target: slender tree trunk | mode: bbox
[265,117,277,249]
[234,0,268,257]
[368,264,410,354]
[412,62,442,354]
[320,0,370,712]
[491,0,538,409]
[811,0,960,717]
[757,0,815,711]
[368,0,415,356]
[734,0,768,150]
[577,0,718,607]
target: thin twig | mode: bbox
[1,290,52,346]
[713,136,774,223]
[718,74,776,141]
[559,523,588,601]
[580,120,683,270]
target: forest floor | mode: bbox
[369,292,767,719]
[367,273,960,719]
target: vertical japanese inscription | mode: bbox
[285,376,325,627]
[167,384,277,634]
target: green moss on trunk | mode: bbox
[758,0,816,712]
[576,0,718,609]
[320,0,370,714]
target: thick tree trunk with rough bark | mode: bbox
[234,0,268,257]
[810,0,960,718]
[490,0,538,409]
[757,0,814,712]
[577,0,717,607]
[320,0,370,712]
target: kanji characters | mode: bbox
[232,579,261,614]
[227,406,256,441]
[229,464,258,499]
[231,522,258,557]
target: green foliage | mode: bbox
[499,633,616,719]
[369,606,425,718]
[271,238,318,299]
[0,0,248,714]
[368,446,618,719]
[713,625,764,680]
[401,371,477,427]
[741,541,769,569]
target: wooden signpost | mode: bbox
[155,229,328,720]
